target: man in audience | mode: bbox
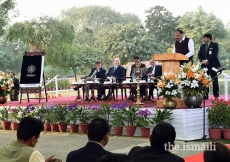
[67,118,112,162]
[79,60,106,101]
[128,122,184,162]
[98,58,125,101]
[130,56,147,98]
[204,141,230,162]
[0,117,56,162]
[145,59,162,98]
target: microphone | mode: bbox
[212,67,226,73]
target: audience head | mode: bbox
[88,118,110,146]
[203,33,212,43]
[149,59,155,67]
[149,122,176,150]
[113,58,120,66]
[9,71,15,78]
[96,154,131,162]
[174,28,184,42]
[204,142,230,162]
[17,117,44,147]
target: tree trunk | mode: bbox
[72,67,77,82]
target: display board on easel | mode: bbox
[19,52,48,103]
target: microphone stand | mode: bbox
[200,69,223,140]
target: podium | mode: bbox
[153,53,188,108]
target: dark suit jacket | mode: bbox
[198,41,221,68]
[146,65,162,79]
[128,146,184,162]
[106,66,125,78]
[130,63,146,77]
[87,68,106,78]
[66,142,112,162]
[12,77,20,95]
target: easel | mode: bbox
[19,52,48,104]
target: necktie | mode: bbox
[113,67,116,74]
[205,44,209,58]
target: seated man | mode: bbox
[128,122,184,162]
[0,117,56,162]
[66,118,112,162]
[145,59,162,98]
[97,58,125,101]
[130,56,146,98]
[81,60,106,101]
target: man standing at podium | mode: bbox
[173,29,194,65]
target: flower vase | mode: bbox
[0,96,8,104]
[125,126,136,137]
[183,94,203,108]
[79,124,89,134]
[162,98,176,109]
[58,122,67,132]
[44,123,51,131]
[1,121,11,130]
[209,128,222,139]
[113,127,123,136]
[11,122,20,130]
[51,124,58,132]
[140,128,150,137]
[70,124,79,133]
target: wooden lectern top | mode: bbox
[153,53,189,61]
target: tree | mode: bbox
[145,5,179,52]
[104,23,161,65]
[46,43,104,81]
[0,0,15,36]
[7,16,75,51]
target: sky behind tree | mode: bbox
[11,0,230,25]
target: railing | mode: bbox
[42,75,59,97]
[222,72,230,101]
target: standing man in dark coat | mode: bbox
[128,122,184,162]
[10,72,19,101]
[145,59,162,98]
[198,34,221,99]
[174,29,194,65]
[66,118,112,162]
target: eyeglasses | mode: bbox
[150,62,154,63]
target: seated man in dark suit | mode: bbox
[128,122,184,162]
[66,118,112,162]
[145,59,162,98]
[80,60,106,101]
[130,56,147,98]
[97,58,125,101]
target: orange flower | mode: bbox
[157,82,165,88]
[186,70,195,78]
[1,86,7,91]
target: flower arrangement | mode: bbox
[178,62,211,96]
[0,107,10,121]
[88,105,103,120]
[66,103,80,124]
[157,72,181,100]
[110,103,125,127]
[78,107,90,124]
[0,71,14,96]
[121,103,139,126]
[207,99,230,128]
[136,109,151,128]
[54,104,68,123]
[9,107,25,122]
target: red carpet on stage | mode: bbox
[0,95,227,108]
[184,144,230,162]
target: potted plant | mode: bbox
[137,109,151,137]
[179,62,211,108]
[223,102,230,140]
[88,105,102,120]
[0,71,14,104]
[0,107,11,130]
[66,103,80,133]
[8,107,25,130]
[110,105,125,136]
[151,109,174,125]
[55,104,68,132]
[121,103,139,137]
[47,105,59,132]
[157,72,181,109]
[35,104,51,131]
[78,107,90,134]
[207,99,226,139]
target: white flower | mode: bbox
[18,112,23,118]
[171,90,177,96]
[165,83,173,89]
[190,80,199,88]
[165,91,171,95]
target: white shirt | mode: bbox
[29,151,45,162]
[151,66,155,75]
[173,36,194,57]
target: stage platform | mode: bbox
[0,95,221,108]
